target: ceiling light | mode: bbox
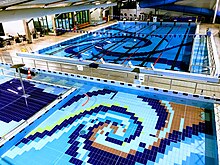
[107,1,111,4]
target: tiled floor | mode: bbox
[0,75,67,138]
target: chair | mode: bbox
[32,33,37,39]
[0,38,4,48]
[15,37,21,43]
[130,14,133,21]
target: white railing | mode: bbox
[210,34,220,77]
[214,104,220,165]
[1,56,220,98]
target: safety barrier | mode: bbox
[207,35,220,77]
[214,104,220,165]
[109,15,198,22]
[1,55,220,98]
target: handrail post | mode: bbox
[169,79,172,90]
[1,68,4,75]
[60,63,62,72]
[10,55,13,64]
[194,82,198,94]
[0,55,3,63]
[146,75,149,86]
[34,60,36,68]
[46,61,49,71]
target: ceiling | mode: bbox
[0,0,218,22]
[175,0,217,10]
[0,0,113,10]
[0,0,116,22]
[0,0,218,11]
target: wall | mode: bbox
[121,8,155,17]
[2,20,25,36]
[121,3,200,18]
[27,20,35,33]
[90,8,102,20]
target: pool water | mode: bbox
[0,74,67,138]
[38,22,198,72]
[0,73,217,165]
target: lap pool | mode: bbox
[35,21,205,73]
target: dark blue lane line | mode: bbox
[114,24,168,63]
[74,26,138,57]
[106,25,151,52]
[68,25,136,59]
[110,91,118,100]
[48,24,132,56]
[170,28,189,70]
[1,158,14,165]
[92,24,155,61]
[139,25,180,67]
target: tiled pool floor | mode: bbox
[0,74,67,138]
[0,84,217,165]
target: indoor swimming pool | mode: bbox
[36,21,206,72]
[0,72,218,165]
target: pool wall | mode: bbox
[16,52,219,83]
[31,68,220,106]
[0,88,77,156]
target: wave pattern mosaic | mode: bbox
[38,22,197,71]
[0,87,217,165]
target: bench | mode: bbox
[77,22,90,29]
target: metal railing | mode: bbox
[207,36,216,76]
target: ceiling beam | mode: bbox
[1,0,35,10]
[0,2,117,22]
[44,0,69,7]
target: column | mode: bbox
[88,10,92,23]
[100,8,103,21]
[109,7,113,20]
[23,20,32,44]
[213,0,220,23]
[51,15,56,32]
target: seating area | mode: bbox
[77,22,90,29]
[0,79,59,123]
[0,34,30,49]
